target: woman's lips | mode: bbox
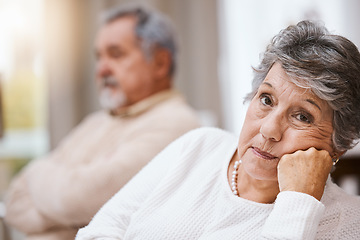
[252,147,278,160]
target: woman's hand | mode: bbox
[277,147,333,201]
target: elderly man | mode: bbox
[4,4,200,240]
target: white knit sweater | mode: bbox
[76,127,360,240]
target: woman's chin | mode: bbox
[242,156,279,182]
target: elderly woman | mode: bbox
[76,21,360,239]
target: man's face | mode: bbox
[94,16,157,111]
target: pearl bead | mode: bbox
[231,159,242,197]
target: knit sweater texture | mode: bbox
[77,127,360,240]
[4,90,200,240]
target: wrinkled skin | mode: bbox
[231,62,339,203]
[94,16,171,113]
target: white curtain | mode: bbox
[217,0,349,135]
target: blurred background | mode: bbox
[0,0,359,238]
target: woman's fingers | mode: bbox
[277,147,333,201]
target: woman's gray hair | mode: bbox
[246,20,360,152]
[100,3,177,76]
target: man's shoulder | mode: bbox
[185,126,234,137]
[176,127,237,148]
[153,92,194,113]
[142,93,201,127]
[81,110,110,123]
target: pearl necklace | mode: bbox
[231,160,242,196]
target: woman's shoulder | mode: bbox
[320,179,360,238]
[323,179,360,215]
[326,179,360,200]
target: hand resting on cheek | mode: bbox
[277,147,333,201]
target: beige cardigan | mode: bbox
[4,90,200,240]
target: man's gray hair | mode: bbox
[100,3,177,76]
[246,20,360,152]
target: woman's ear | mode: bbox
[333,150,346,159]
[331,150,346,165]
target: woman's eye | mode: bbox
[295,113,312,124]
[260,94,273,106]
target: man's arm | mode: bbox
[4,112,106,233]
[4,161,60,233]
[27,123,195,226]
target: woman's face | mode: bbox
[238,62,334,182]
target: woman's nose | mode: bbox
[259,111,284,142]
